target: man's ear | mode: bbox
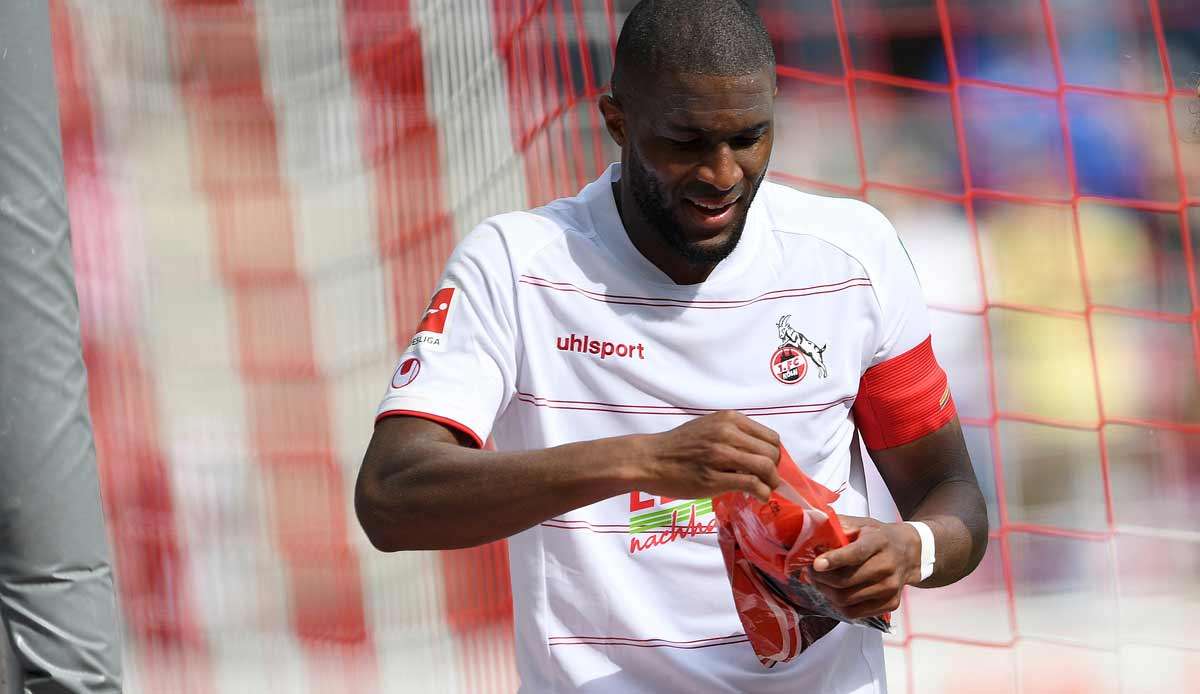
[598,94,627,148]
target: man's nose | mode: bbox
[696,143,743,193]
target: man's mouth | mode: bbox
[684,196,740,229]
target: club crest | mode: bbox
[770,315,828,384]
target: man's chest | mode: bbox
[502,269,878,566]
[512,273,879,414]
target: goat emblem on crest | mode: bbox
[770,315,828,384]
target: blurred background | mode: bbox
[46,0,1198,691]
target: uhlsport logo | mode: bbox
[391,357,421,389]
[555,333,646,360]
[771,314,829,384]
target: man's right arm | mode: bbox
[355,411,783,552]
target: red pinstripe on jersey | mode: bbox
[515,392,856,417]
[547,635,750,649]
[519,275,872,309]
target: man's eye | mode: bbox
[666,137,700,148]
[733,134,763,149]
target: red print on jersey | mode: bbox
[556,333,646,360]
[771,347,807,384]
[628,491,673,512]
[416,288,455,334]
[391,357,421,389]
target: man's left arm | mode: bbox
[809,201,989,619]
[810,417,988,619]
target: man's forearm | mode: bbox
[356,429,638,551]
[906,478,989,588]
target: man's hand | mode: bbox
[809,516,922,620]
[632,410,782,503]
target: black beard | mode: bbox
[624,150,761,266]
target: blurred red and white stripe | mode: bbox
[58,0,535,690]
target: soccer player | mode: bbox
[356,1,988,691]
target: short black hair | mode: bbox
[611,0,775,100]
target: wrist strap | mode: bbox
[905,521,936,582]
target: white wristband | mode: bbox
[905,521,936,582]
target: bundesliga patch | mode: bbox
[409,286,455,352]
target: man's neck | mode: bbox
[611,180,716,286]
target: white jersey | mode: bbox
[377,164,931,693]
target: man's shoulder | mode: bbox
[459,179,601,270]
[458,203,583,270]
[758,179,900,269]
[759,179,895,244]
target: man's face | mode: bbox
[618,67,775,264]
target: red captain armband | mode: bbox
[852,336,956,450]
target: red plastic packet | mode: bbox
[713,447,891,667]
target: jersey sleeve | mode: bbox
[375,224,517,448]
[851,205,956,450]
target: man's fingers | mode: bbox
[732,413,782,447]
[720,420,780,469]
[813,531,883,574]
[738,434,781,467]
[833,577,902,609]
[810,552,892,589]
[839,596,900,621]
[815,559,901,601]
[713,442,780,490]
[835,515,876,532]
[714,472,771,503]
[734,450,781,489]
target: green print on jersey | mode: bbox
[627,497,718,555]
